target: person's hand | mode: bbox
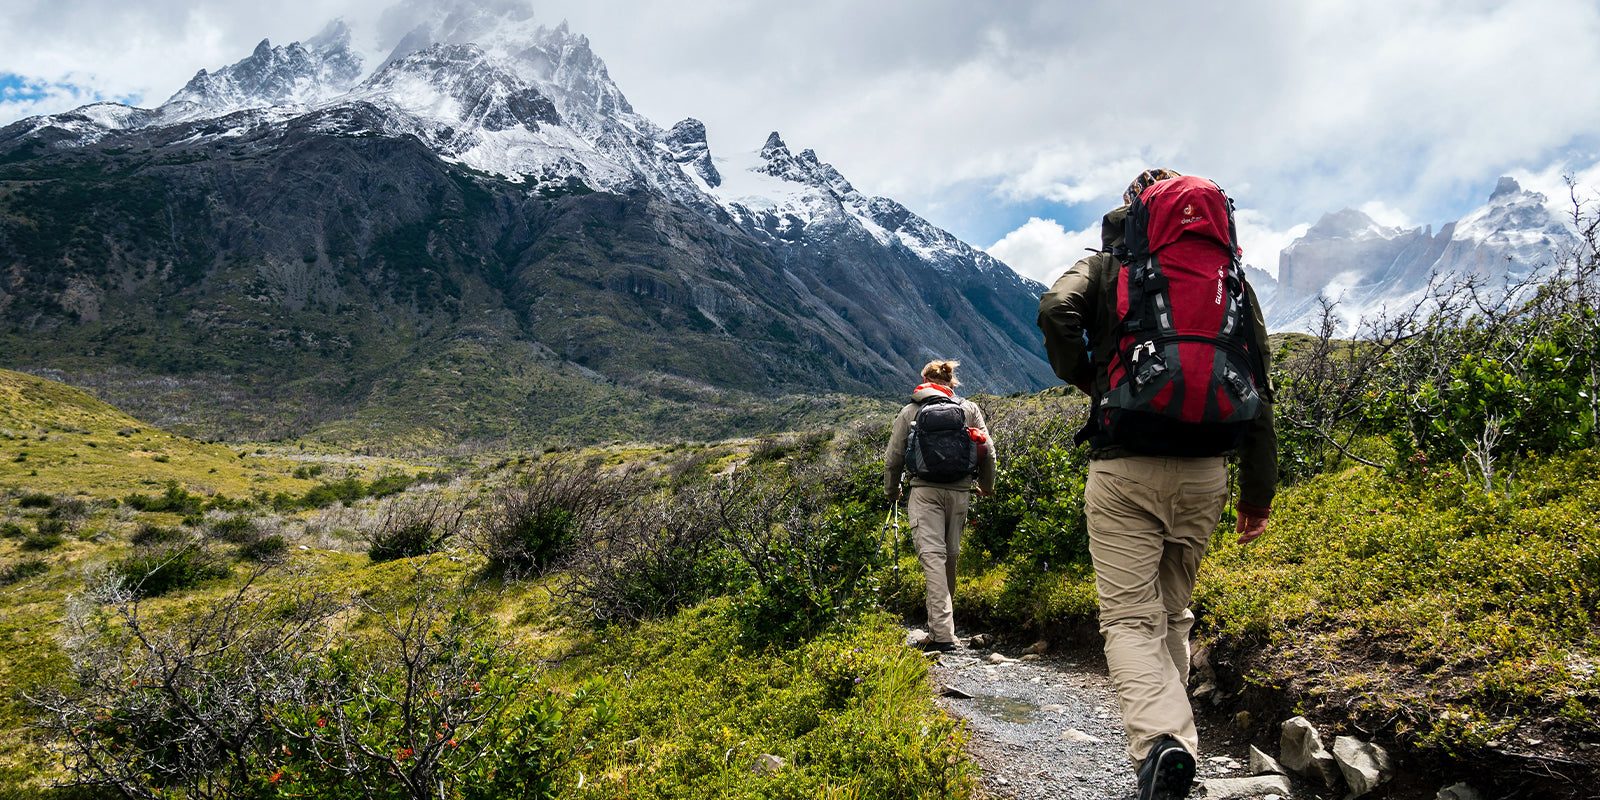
[1235,508,1268,544]
[976,488,991,497]
[887,491,900,508]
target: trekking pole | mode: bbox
[880,504,903,601]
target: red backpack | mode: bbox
[1081,176,1270,456]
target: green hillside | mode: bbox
[0,368,320,498]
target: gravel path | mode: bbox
[914,631,1295,800]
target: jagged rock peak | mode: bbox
[756,132,857,198]
[663,118,719,187]
[161,20,364,119]
[1490,176,1524,201]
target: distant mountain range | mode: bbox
[0,1,1051,446]
[1253,177,1578,334]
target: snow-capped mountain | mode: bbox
[161,21,366,124]
[0,1,1052,442]
[1259,177,1578,334]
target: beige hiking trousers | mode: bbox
[1085,455,1228,763]
[908,485,971,643]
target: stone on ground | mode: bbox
[753,753,785,774]
[1436,782,1482,800]
[1333,736,1395,798]
[1280,716,1341,787]
[1248,744,1288,776]
[1198,774,1293,798]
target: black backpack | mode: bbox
[905,396,979,483]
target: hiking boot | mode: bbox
[920,639,958,653]
[1135,736,1195,800]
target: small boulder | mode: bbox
[753,753,785,774]
[1234,710,1254,731]
[1023,639,1050,655]
[966,633,993,649]
[1333,736,1395,798]
[985,652,1014,665]
[1437,782,1483,800]
[1248,745,1287,776]
[1281,716,1342,787]
[1019,653,1041,662]
[1060,728,1104,744]
[1199,775,1293,799]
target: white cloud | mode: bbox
[2,0,1599,261]
[1233,208,1310,280]
[1357,201,1414,230]
[986,217,1100,285]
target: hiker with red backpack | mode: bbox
[884,360,997,653]
[1037,169,1277,800]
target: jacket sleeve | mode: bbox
[884,405,913,501]
[1037,254,1103,391]
[966,401,997,495]
[1237,279,1278,514]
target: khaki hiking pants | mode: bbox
[908,485,970,644]
[1085,455,1228,763]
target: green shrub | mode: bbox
[556,604,973,800]
[239,534,288,563]
[0,558,49,586]
[17,492,53,509]
[204,513,257,544]
[0,521,25,539]
[366,498,465,562]
[123,482,204,515]
[130,523,183,546]
[113,543,231,597]
[22,518,67,551]
[470,459,626,578]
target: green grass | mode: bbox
[0,368,315,499]
[940,444,1600,758]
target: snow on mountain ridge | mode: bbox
[160,21,364,124]
[1265,176,1578,336]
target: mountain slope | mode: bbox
[0,4,1049,445]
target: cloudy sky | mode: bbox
[3,0,1599,284]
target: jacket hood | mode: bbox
[911,383,956,403]
[1100,205,1130,252]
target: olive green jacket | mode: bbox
[1036,205,1279,513]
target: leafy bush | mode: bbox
[124,481,205,515]
[16,492,53,509]
[365,497,467,563]
[112,543,231,597]
[21,518,67,551]
[469,458,628,578]
[240,534,288,563]
[0,521,25,539]
[0,558,48,586]
[964,401,1089,568]
[559,479,732,623]
[33,563,588,800]
[130,523,183,546]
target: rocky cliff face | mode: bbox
[1260,178,1577,334]
[0,2,1051,444]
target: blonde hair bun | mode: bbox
[920,360,961,387]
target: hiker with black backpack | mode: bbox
[1037,169,1277,800]
[883,360,996,654]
